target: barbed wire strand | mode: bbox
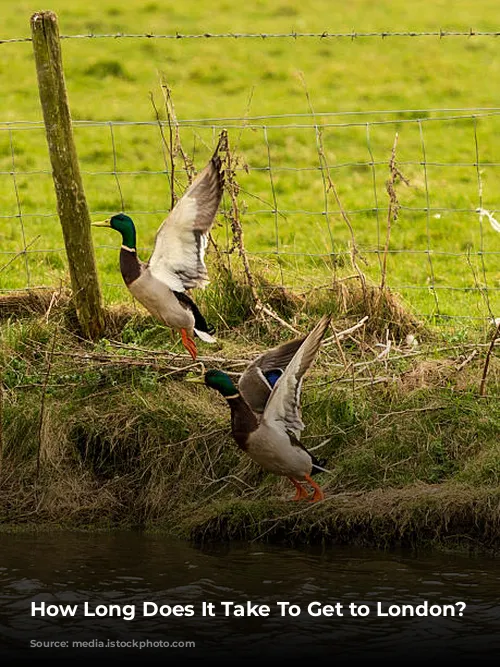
[3,29,500,45]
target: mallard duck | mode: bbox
[92,136,225,360]
[189,315,331,501]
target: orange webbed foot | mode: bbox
[288,477,309,501]
[305,474,325,502]
[180,328,198,360]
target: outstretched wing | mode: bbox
[147,144,224,292]
[261,315,331,437]
[238,336,308,415]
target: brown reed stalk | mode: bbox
[380,133,410,292]
[479,320,500,396]
[36,328,58,484]
[161,79,196,187]
[222,139,302,334]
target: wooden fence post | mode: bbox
[30,11,105,340]
[0,370,3,479]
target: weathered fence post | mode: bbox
[0,371,3,478]
[30,11,105,340]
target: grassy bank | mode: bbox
[1,284,499,553]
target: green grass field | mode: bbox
[1,0,500,330]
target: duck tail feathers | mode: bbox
[173,290,216,340]
[194,328,217,343]
[311,458,331,476]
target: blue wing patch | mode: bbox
[264,369,283,388]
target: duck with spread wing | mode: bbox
[93,133,226,359]
[189,315,331,501]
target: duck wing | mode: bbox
[147,138,225,292]
[238,336,308,415]
[260,315,331,437]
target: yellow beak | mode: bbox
[185,375,205,384]
[92,219,111,227]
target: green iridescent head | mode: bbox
[93,213,136,249]
[204,370,239,398]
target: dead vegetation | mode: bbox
[0,298,498,552]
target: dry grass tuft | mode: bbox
[330,281,424,340]
[0,289,70,320]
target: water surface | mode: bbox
[0,532,498,661]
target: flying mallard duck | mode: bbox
[189,315,331,501]
[92,135,225,360]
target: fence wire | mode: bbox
[0,110,499,325]
[4,30,500,45]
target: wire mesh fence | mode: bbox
[1,110,500,324]
[1,28,500,327]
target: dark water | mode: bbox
[0,532,499,662]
